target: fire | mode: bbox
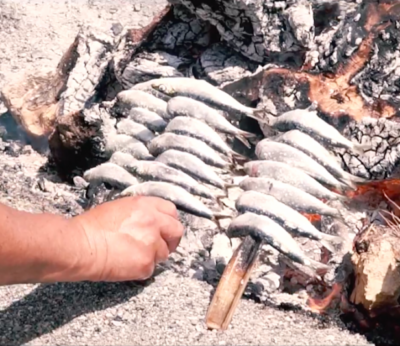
[307,282,343,314]
[302,213,321,222]
[346,179,400,215]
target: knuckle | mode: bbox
[175,222,185,237]
[139,254,155,279]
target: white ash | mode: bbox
[59,27,119,116]
[197,43,259,86]
[120,51,185,89]
[337,117,400,180]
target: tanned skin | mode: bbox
[0,196,184,286]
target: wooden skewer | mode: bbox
[205,236,262,330]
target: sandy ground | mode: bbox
[0,1,378,345]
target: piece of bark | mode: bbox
[120,51,186,89]
[48,104,115,180]
[174,0,314,64]
[57,27,118,117]
[0,70,61,140]
[206,236,261,330]
[28,0,400,184]
[197,43,259,87]
[47,8,173,177]
[0,26,118,143]
[338,118,400,180]
[111,4,174,91]
[350,224,400,312]
[0,32,80,141]
[145,4,214,59]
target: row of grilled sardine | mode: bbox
[82,77,370,274]
[84,78,256,221]
[232,107,373,271]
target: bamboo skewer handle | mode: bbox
[205,236,262,330]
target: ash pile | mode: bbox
[2,0,400,342]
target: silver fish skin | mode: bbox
[155,149,226,190]
[120,160,217,200]
[165,116,234,156]
[131,80,172,101]
[227,212,329,271]
[109,151,137,167]
[116,118,155,144]
[105,134,154,160]
[235,191,342,252]
[120,181,216,220]
[128,107,167,133]
[113,89,169,119]
[274,130,368,185]
[150,77,263,122]
[83,162,138,190]
[239,177,343,220]
[255,140,349,191]
[244,160,346,202]
[166,96,256,147]
[270,109,370,155]
[148,133,230,169]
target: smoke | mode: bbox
[0,109,49,154]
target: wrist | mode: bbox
[34,215,91,283]
[0,205,93,285]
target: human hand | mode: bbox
[70,196,184,282]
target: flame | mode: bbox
[307,283,343,314]
[302,213,321,222]
[346,179,400,213]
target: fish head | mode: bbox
[243,162,259,177]
[151,81,178,97]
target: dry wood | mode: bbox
[350,220,400,312]
[205,236,262,330]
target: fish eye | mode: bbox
[158,85,167,93]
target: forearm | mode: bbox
[0,203,87,285]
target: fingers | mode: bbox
[157,214,184,253]
[120,195,179,220]
[151,198,179,220]
[155,238,170,264]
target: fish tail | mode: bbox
[85,182,99,199]
[224,182,239,191]
[334,192,350,203]
[321,233,343,244]
[232,151,249,164]
[334,208,347,223]
[320,240,335,253]
[235,134,251,148]
[250,109,270,124]
[236,130,258,148]
[215,193,229,208]
[320,234,343,253]
[352,142,372,156]
[305,258,330,276]
[212,212,233,229]
[247,113,270,124]
[341,171,370,185]
[337,179,357,191]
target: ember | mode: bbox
[307,282,343,314]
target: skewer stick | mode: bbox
[205,236,262,330]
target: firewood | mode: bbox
[350,221,400,312]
